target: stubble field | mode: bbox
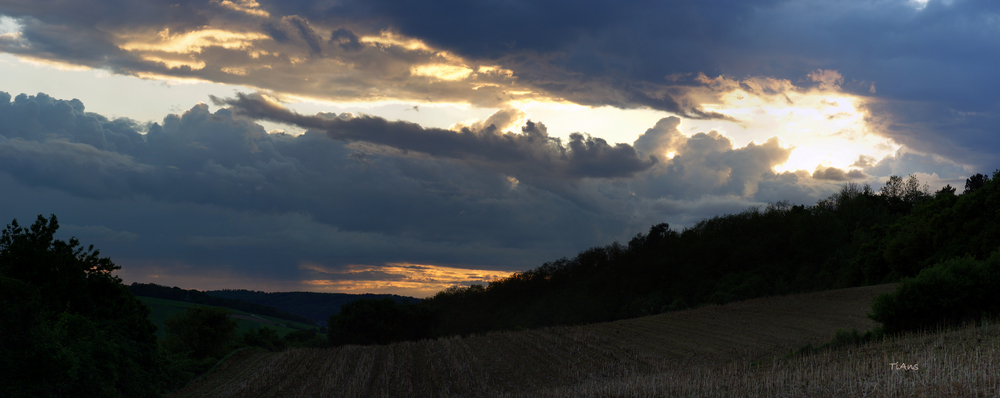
[167,283,1000,397]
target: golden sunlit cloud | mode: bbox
[360,31,434,53]
[410,63,474,81]
[476,65,514,77]
[301,262,516,298]
[221,66,249,75]
[118,28,267,54]
[211,0,270,17]
[140,55,206,70]
[690,70,901,175]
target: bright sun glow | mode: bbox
[410,63,474,81]
[695,75,900,174]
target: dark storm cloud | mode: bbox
[214,92,657,179]
[0,91,664,279]
[287,16,323,55]
[862,100,1000,170]
[8,0,998,153]
[306,0,1000,165]
[261,22,290,43]
[314,0,773,60]
[0,0,209,31]
[4,0,1000,139]
[330,28,362,52]
[0,90,861,291]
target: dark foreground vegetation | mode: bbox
[328,172,1000,345]
[0,215,323,397]
[4,172,1000,396]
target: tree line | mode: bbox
[328,172,1000,344]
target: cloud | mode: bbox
[300,262,516,296]
[286,16,323,55]
[808,69,844,91]
[61,224,139,242]
[812,166,866,181]
[855,147,971,181]
[0,91,675,291]
[0,0,753,117]
[260,21,290,43]
[214,92,657,180]
[630,116,795,200]
[6,0,999,293]
[0,89,966,295]
[450,107,525,133]
[330,28,362,52]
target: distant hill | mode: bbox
[128,283,317,327]
[137,296,316,338]
[205,290,422,326]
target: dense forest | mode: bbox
[129,282,318,327]
[328,172,1000,344]
[205,289,420,326]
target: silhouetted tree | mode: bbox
[880,175,905,199]
[965,173,990,194]
[163,306,238,359]
[0,215,161,398]
[936,184,957,197]
[327,298,433,345]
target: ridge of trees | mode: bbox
[128,282,317,327]
[328,172,1000,345]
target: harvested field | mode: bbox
[169,283,1000,397]
[539,319,1000,397]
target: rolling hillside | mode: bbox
[138,296,318,339]
[160,283,1000,397]
[205,290,422,326]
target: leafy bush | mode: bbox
[242,326,287,351]
[162,306,239,359]
[328,298,434,345]
[869,251,1000,334]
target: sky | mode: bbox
[0,0,994,298]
